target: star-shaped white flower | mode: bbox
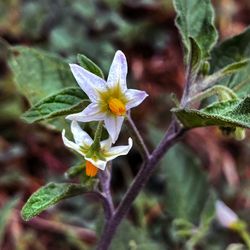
[215,200,239,229]
[66,50,148,143]
[62,121,133,176]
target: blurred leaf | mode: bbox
[22,87,89,123]
[173,0,218,60]
[226,244,246,250]
[8,46,76,105]
[164,144,209,224]
[21,182,88,221]
[77,54,105,79]
[200,192,216,227]
[173,97,250,129]
[0,196,20,246]
[110,220,163,250]
[210,27,250,97]
[20,1,49,39]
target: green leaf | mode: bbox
[21,87,89,123]
[110,220,163,250]
[189,37,202,75]
[164,144,209,224]
[201,59,249,90]
[210,27,250,97]
[21,182,87,221]
[173,0,218,60]
[8,46,77,105]
[0,196,20,246]
[77,54,104,79]
[200,192,216,227]
[172,97,250,129]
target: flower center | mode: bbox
[108,98,126,116]
[86,161,98,177]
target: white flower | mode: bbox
[215,200,239,228]
[66,50,148,143]
[62,121,133,176]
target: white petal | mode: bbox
[70,64,107,102]
[85,157,107,171]
[107,50,128,92]
[125,89,148,109]
[62,130,85,157]
[215,200,238,228]
[66,103,105,122]
[71,121,93,146]
[104,115,124,143]
[105,137,133,161]
[100,137,113,151]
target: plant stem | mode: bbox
[187,85,238,105]
[98,164,114,221]
[125,114,150,160]
[238,228,250,249]
[96,120,184,250]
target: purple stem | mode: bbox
[98,165,114,220]
[96,120,185,250]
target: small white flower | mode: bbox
[62,121,133,176]
[66,50,148,143]
[215,200,239,228]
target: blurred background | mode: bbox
[0,0,250,249]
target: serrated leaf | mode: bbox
[21,182,87,221]
[21,87,89,123]
[173,0,218,60]
[210,27,250,97]
[8,46,77,105]
[172,97,250,129]
[77,54,104,79]
[164,144,209,224]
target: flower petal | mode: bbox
[125,89,148,109]
[100,137,113,151]
[66,103,105,122]
[70,64,107,102]
[104,115,124,143]
[85,157,107,171]
[71,121,93,146]
[62,129,85,157]
[107,50,128,92]
[215,200,238,228]
[104,137,133,161]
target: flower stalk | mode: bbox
[125,114,150,160]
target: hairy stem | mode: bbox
[125,114,150,160]
[98,164,114,220]
[96,120,184,250]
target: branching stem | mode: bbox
[96,120,184,250]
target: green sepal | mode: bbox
[65,161,85,179]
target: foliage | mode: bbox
[0,0,250,249]
[21,182,88,221]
